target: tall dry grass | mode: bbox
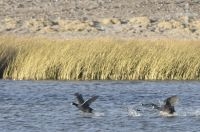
[0,36,18,78]
[0,36,200,80]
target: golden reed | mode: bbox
[0,36,200,80]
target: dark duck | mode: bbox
[142,95,178,115]
[72,93,99,113]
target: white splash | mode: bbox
[193,109,200,117]
[93,112,105,117]
[127,106,141,117]
[81,111,105,118]
[159,111,177,117]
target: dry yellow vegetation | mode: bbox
[0,35,200,80]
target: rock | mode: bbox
[170,20,184,29]
[129,17,150,28]
[25,19,45,32]
[194,29,200,38]
[189,20,200,30]
[100,18,121,25]
[3,17,17,31]
[100,18,112,25]
[58,19,96,32]
[164,28,193,39]
[89,21,105,31]
[157,21,173,31]
[110,18,121,24]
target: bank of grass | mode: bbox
[0,35,200,80]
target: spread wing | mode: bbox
[164,95,178,106]
[82,95,99,107]
[74,93,85,104]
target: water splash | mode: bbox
[127,106,141,117]
[159,111,177,117]
[80,111,105,118]
[93,112,105,117]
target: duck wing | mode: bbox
[164,95,178,106]
[74,93,85,104]
[82,95,99,107]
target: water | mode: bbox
[0,80,200,132]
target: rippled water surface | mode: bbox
[0,80,200,132]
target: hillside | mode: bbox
[0,0,200,39]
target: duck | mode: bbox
[72,92,99,113]
[142,95,178,115]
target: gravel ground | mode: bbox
[1,0,200,20]
[0,0,200,39]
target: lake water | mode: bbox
[0,80,200,132]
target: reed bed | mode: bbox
[0,35,200,80]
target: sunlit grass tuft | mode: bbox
[0,35,200,80]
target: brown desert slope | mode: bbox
[0,0,200,39]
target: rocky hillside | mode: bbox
[0,0,200,39]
